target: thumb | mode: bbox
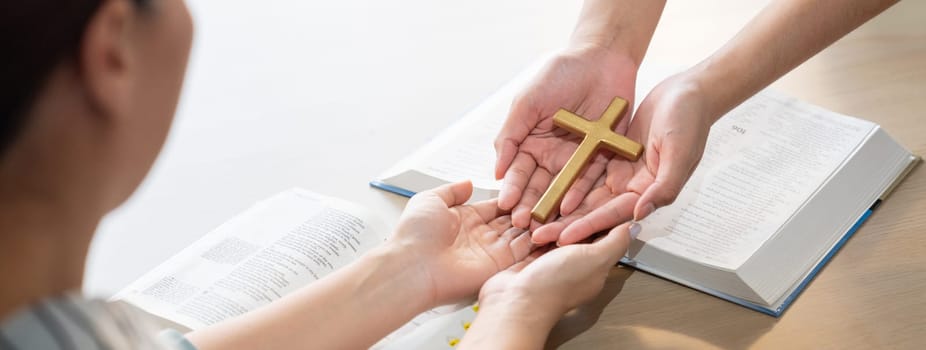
[425,180,474,207]
[589,223,632,267]
[634,141,697,221]
[494,98,534,180]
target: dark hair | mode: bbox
[0,0,149,158]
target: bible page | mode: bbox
[113,189,387,329]
[377,58,547,194]
[374,302,478,350]
[635,90,875,270]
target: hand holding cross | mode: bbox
[530,97,644,223]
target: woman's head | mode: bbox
[0,0,193,211]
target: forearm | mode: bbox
[458,298,560,350]
[570,0,667,65]
[187,244,432,350]
[691,0,899,120]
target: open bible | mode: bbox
[112,190,389,329]
[371,61,920,316]
[112,189,479,348]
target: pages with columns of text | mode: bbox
[113,189,388,330]
[635,90,875,270]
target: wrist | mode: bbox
[685,54,759,123]
[565,39,642,73]
[669,66,729,126]
[461,295,559,349]
[479,290,562,328]
[363,243,436,311]
[567,0,666,67]
[568,35,639,64]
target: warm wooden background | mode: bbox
[555,1,926,349]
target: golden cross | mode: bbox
[531,97,644,223]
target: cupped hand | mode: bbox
[494,46,640,229]
[531,72,715,245]
[390,181,534,306]
[477,223,633,318]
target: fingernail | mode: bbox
[628,221,642,240]
[530,231,543,245]
[636,203,656,221]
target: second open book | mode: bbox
[372,59,919,316]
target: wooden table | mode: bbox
[555,1,926,349]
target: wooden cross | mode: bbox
[531,97,644,223]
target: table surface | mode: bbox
[84,1,926,349]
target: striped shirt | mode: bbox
[0,294,196,350]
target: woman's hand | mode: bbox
[480,223,633,315]
[495,0,666,231]
[458,223,634,349]
[494,46,641,230]
[531,72,715,245]
[390,181,534,307]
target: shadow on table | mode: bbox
[368,188,779,349]
[545,266,778,350]
[544,266,634,349]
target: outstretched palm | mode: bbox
[392,181,534,306]
[495,47,641,230]
[530,74,714,245]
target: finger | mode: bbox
[604,159,636,195]
[532,185,613,244]
[498,153,537,210]
[495,139,518,181]
[634,142,696,221]
[530,221,566,245]
[422,180,474,208]
[588,223,633,266]
[469,199,507,223]
[560,152,609,216]
[559,192,638,246]
[528,219,546,235]
[511,168,553,229]
[509,229,533,262]
[499,226,526,241]
[494,98,535,180]
[487,215,514,233]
